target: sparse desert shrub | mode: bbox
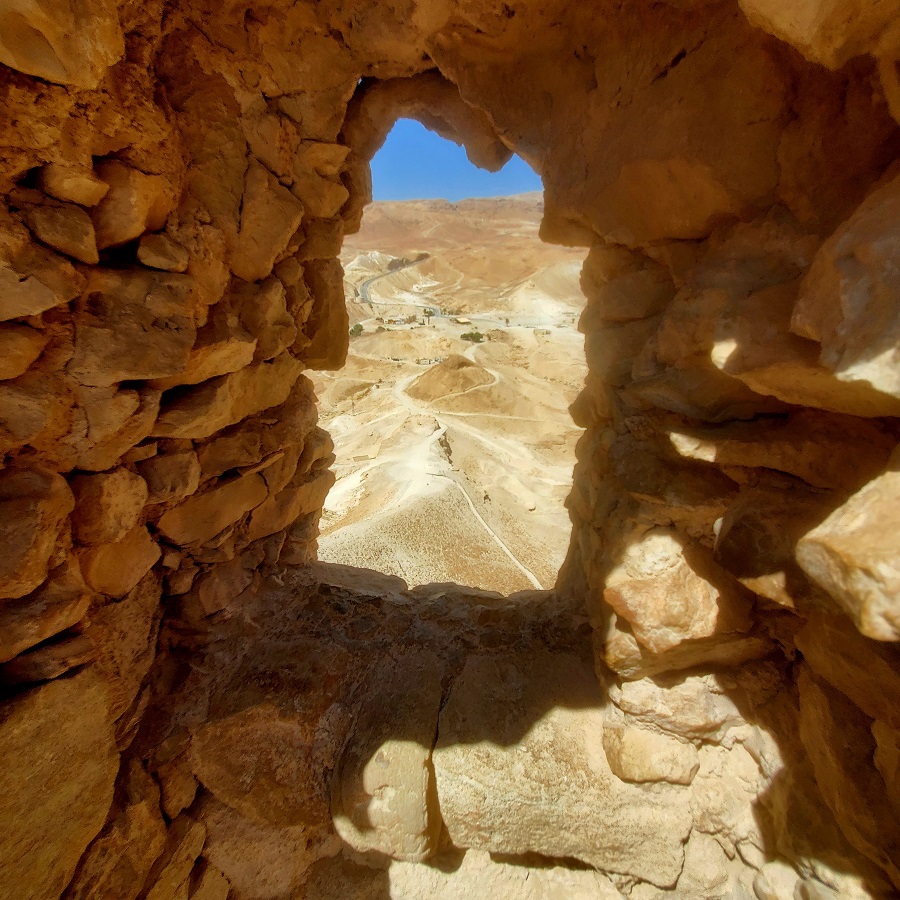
[376,325,386,333]
[461,331,484,343]
[349,323,363,337]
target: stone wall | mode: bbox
[1,0,899,898]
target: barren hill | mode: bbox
[314,195,587,591]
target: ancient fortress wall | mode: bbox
[1,1,899,897]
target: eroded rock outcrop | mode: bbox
[0,0,899,898]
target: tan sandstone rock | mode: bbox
[157,473,268,545]
[602,716,699,786]
[796,450,900,641]
[152,352,304,440]
[0,262,68,320]
[798,666,900,889]
[139,450,202,505]
[231,160,305,283]
[0,323,48,380]
[793,174,900,408]
[0,0,123,88]
[0,467,74,600]
[433,650,693,888]
[71,467,149,544]
[332,649,444,862]
[92,161,176,249]
[604,527,754,654]
[139,233,190,273]
[0,559,91,663]
[24,202,99,264]
[64,759,168,900]
[0,670,118,899]
[38,163,109,207]
[68,269,197,387]
[79,525,161,597]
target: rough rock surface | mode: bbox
[0,0,898,897]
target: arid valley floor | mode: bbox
[311,194,588,591]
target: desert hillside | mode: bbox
[311,193,588,591]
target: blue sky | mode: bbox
[370,118,542,202]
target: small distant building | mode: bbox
[453,317,472,325]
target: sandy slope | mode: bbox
[312,194,587,593]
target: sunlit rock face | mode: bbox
[0,0,899,897]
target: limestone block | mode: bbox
[90,573,162,720]
[186,558,256,618]
[738,0,900,68]
[152,352,304,440]
[198,431,262,477]
[92,161,176,249]
[190,704,328,828]
[1,631,95,683]
[0,670,118,900]
[291,144,350,218]
[0,262,67,320]
[0,467,74,600]
[602,718,699,785]
[66,385,161,472]
[0,369,73,458]
[0,323,48,380]
[793,174,900,409]
[796,452,900,641]
[604,527,753,654]
[609,668,773,743]
[712,281,900,417]
[433,650,693,888]
[38,163,109,207]
[667,409,895,492]
[64,759,168,900]
[148,301,257,391]
[236,277,297,360]
[753,861,800,900]
[24,203,99,264]
[231,160,304,283]
[795,611,900,729]
[71,467,148,544]
[580,245,675,324]
[584,317,660,387]
[143,815,207,900]
[139,233,190,272]
[295,216,344,262]
[156,473,268,545]
[675,831,732,900]
[68,269,197,387]
[690,742,766,859]
[798,666,900,889]
[332,649,444,862]
[0,559,91,663]
[0,0,123,88]
[157,754,199,820]
[601,609,775,681]
[197,795,330,900]
[301,258,349,370]
[79,525,161,597]
[245,468,334,542]
[139,450,202,504]
[714,483,837,608]
[190,863,231,900]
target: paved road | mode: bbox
[357,258,443,317]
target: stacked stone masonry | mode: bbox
[0,0,899,898]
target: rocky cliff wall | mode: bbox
[0,1,899,898]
